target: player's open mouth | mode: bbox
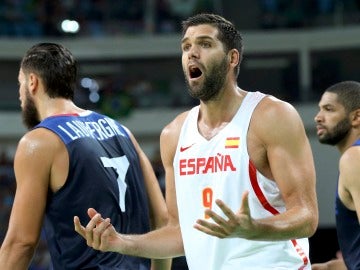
[189,66,202,79]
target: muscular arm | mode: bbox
[0,129,54,269]
[249,97,318,240]
[195,97,318,241]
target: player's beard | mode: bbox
[22,88,40,130]
[318,117,351,146]
[185,55,229,102]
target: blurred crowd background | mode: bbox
[0,0,359,269]
[0,0,359,37]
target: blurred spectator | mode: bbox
[168,0,197,19]
[317,0,335,14]
[155,0,176,33]
[282,0,306,28]
[195,0,215,12]
[75,0,108,37]
[1,0,360,37]
[166,0,198,31]
[39,0,66,36]
[259,0,281,28]
[0,0,43,37]
[108,0,145,34]
[95,75,133,117]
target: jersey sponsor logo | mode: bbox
[179,153,236,175]
[225,137,240,149]
[180,143,195,152]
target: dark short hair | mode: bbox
[325,81,360,113]
[20,42,77,100]
[181,13,243,77]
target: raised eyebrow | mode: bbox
[181,35,215,44]
[196,35,214,41]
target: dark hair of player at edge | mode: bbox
[20,42,77,100]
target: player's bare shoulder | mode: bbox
[251,95,304,137]
[339,145,360,184]
[17,127,63,159]
[161,111,190,142]
[160,111,190,162]
[257,95,300,120]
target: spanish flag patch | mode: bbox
[225,137,240,148]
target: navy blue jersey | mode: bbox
[335,139,360,270]
[35,111,151,270]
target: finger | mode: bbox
[99,218,112,251]
[73,216,86,238]
[88,208,107,227]
[194,220,226,238]
[204,208,228,226]
[88,208,98,218]
[203,208,235,235]
[92,218,111,249]
[196,218,227,235]
[240,191,250,214]
[215,199,237,221]
[85,213,103,246]
[88,208,104,225]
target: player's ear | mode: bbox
[350,108,360,126]
[228,49,239,67]
[27,72,40,94]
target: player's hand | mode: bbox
[74,208,120,252]
[194,191,255,239]
[311,258,347,270]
